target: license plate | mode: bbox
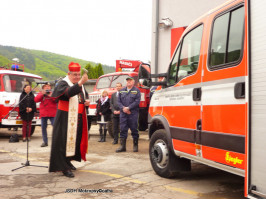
[16,120,22,125]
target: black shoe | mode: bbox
[133,138,138,152]
[112,140,118,144]
[68,162,76,171]
[41,143,48,147]
[102,129,107,142]
[63,171,74,178]
[98,129,103,142]
[116,138,126,153]
[66,159,76,170]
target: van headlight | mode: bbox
[9,111,18,117]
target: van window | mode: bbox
[167,24,203,85]
[177,25,203,81]
[209,6,244,68]
[3,75,40,93]
[168,45,181,85]
[111,75,135,88]
[96,76,112,89]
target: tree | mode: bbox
[85,63,96,79]
[95,63,104,78]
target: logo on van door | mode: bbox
[225,152,243,165]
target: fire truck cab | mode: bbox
[0,64,42,135]
[88,60,150,137]
[139,0,266,198]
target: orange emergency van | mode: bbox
[139,0,266,198]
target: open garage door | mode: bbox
[248,0,266,198]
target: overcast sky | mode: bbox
[0,0,152,66]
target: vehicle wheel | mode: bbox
[138,108,148,131]
[139,120,148,131]
[107,120,114,138]
[87,116,92,131]
[149,129,179,178]
[30,126,35,136]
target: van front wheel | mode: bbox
[30,126,35,136]
[149,129,179,178]
[107,120,114,138]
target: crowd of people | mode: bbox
[18,62,142,178]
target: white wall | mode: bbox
[151,0,226,74]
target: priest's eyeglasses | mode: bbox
[71,73,81,77]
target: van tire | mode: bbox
[139,118,148,131]
[138,108,148,131]
[87,116,92,131]
[30,126,35,136]
[107,120,114,138]
[149,129,179,178]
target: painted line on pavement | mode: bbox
[0,149,47,164]
[0,149,31,160]
[164,185,199,196]
[2,149,200,196]
[80,169,200,196]
[80,169,146,184]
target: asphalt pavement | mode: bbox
[0,125,244,199]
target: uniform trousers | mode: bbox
[113,115,120,141]
[120,112,139,139]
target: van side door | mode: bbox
[201,5,246,172]
[162,24,204,156]
[247,0,266,198]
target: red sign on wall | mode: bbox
[170,27,187,58]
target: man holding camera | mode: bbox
[34,83,57,147]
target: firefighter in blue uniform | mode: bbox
[116,76,141,153]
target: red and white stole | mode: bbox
[63,76,85,157]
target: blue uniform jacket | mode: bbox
[117,86,141,114]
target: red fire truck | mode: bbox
[88,59,150,137]
[139,0,266,198]
[0,63,42,135]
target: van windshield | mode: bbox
[96,74,138,89]
[3,75,41,93]
[111,75,136,88]
[96,76,112,89]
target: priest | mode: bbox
[49,62,90,178]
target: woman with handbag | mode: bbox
[96,90,111,142]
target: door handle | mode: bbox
[195,119,201,144]
[193,87,201,101]
[234,82,245,99]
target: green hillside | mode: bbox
[0,45,115,80]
